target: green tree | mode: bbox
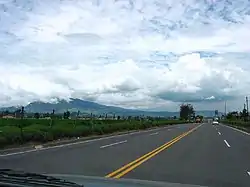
[226,111,238,120]
[241,108,248,121]
[63,111,70,119]
[180,104,195,120]
[44,112,50,117]
[34,112,40,119]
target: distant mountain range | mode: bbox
[0,98,221,117]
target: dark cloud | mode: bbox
[154,90,237,103]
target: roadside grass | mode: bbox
[0,119,187,149]
[221,120,250,127]
[221,120,250,132]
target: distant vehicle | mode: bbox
[212,121,219,125]
[195,118,201,123]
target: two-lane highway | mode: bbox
[0,123,249,187]
[122,123,249,187]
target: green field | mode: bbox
[0,118,187,149]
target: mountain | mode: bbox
[24,99,175,117]
[0,98,220,117]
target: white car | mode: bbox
[212,121,219,125]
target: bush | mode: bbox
[0,126,22,144]
[0,118,187,149]
[0,136,8,148]
[23,128,45,142]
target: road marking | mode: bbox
[224,140,231,147]
[149,132,158,136]
[0,149,39,157]
[247,171,250,176]
[106,124,202,178]
[100,140,127,149]
[218,132,221,135]
[221,124,250,136]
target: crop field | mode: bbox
[0,118,186,149]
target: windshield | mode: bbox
[0,0,249,187]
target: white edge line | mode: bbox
[0,125,177,157]
[100,140,127,148]
[247,171,250,176]
[221,124,250,135]
[149,132,159,136]
[224,140,231,147]
[218,132,221,135]
[0,149,38,157]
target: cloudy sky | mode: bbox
[0,0,250,112]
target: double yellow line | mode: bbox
[106,124,201,179]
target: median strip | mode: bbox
[106,124,202,178]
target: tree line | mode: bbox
[1,104,202,121]
[225,108,249,121]
[0,108,173,120]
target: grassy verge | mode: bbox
[220,120,250,133]
[0,119,188,149]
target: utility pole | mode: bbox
[243,103,247,121]
[246,96,249,116]
[224,101,227,117]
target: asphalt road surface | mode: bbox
[0,123,250,187]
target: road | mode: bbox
[0,123,250,187]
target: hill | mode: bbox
[0,98,220,117]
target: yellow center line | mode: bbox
[105,132,187,178]
[105,124,202,178]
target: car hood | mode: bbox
[48,174,208,187]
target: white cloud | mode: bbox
[0,0,250,111]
